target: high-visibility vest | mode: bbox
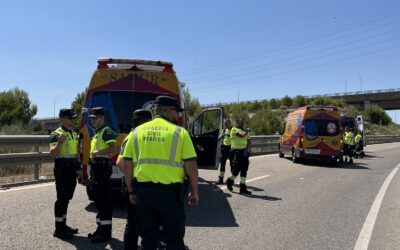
[230,127,249,150]
[132,117,196,184]
[52,127,78,158]
[344,131,355,145]
[355,134,362,143]
[223,128,231,146]
[90,126,113,157]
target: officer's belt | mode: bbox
[136,181,182,190]
[56,155,77,159]
[94,155,111,159]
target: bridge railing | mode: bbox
[1,135,399,186]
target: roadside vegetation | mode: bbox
[0,87,399,184]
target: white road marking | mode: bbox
[213,175,270,191]
[353,163,400,250]
[0,182,54,193]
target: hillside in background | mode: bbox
[216,95,400,135]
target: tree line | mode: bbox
[0,88,396,135]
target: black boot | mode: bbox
[239,184,252,196]
[349,158,353,164]
[63,220,79,234]
[216,176,224,185]
[53,222,73,239]
[91,225,112,243]
[226,178,234,191]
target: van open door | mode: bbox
[356,115,366,146]
[190,108,223,169]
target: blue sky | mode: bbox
[0,0,399,123]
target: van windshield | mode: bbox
[304,119,339,137]
[89,91,160,133]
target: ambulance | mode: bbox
[278,106,343,163]
[78,58,223,198]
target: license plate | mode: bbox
[305,149,321,155]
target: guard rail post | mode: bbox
[34,145,40,181]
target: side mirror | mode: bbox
[278,129,283,135]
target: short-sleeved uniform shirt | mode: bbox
[121,117,196,184]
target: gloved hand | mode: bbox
[243,149,250,157]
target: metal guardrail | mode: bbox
[1,135,400,186]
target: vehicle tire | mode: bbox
[278,146,284,158]
[292,150,298,163]
[86,185,94,201]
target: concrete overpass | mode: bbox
[203,88,400,111]
[311,88,400,111]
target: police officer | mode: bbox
[88,107,118,243]
[217,119,233,185]
[117,109,153,250]
[354,130,363,159]
[343,127,355,164]
[49,108,80,239]
[226,117,252,195]
[127,96,199,250]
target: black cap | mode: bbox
[59,108,77,118]
[89,107,106,117]
[155,96,184,111]
[132,109,152,126]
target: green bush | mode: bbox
[364,104,392,125]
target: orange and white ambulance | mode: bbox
[278,106,342,163]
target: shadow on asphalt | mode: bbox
[282,157,371,170]
[185,177,238,228]
[58,234,124,250]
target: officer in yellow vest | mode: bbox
[88,107,118,243]
[49,108,80,239]
[117,109,153,250]
[226,117,252,195]
[343,127,355,164]
[125,96,199,250]
[217,119,233,185]
[354,130,364,159]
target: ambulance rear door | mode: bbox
[190,108,224,169]
[356,115,366,146]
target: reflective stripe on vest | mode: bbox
[54,127,78,157]
[133,126,183,168]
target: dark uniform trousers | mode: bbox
[220,145,233,173]
[91,158,113,232]
[54,158,79,229]
[136,182,185,250]
[123,180,139,250]
[231,149,250,178]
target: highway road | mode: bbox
[1,142,400,250]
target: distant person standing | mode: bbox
[216,119,233,185]
[49,108,80,239]
[343,127,355,164]
[88,107,118,243]
[117,109,153,250]
[226,117,252,195]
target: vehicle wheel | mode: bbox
[86,185,94,201]
[278,147,284,158]
[292,150,298,163]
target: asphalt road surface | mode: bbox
[1,142,400,250]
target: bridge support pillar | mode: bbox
[363,100,370,111]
